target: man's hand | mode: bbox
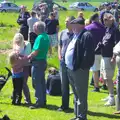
[58,55,62,60]
[111,55,116,63]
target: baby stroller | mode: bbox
[0,67,11,120]
[0,67,12,91]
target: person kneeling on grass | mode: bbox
[9,51,30,105]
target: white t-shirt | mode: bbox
[27,17,39,33]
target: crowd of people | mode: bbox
[6,1,120,120]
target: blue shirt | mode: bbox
[59,29,73,59]
[65,34,79,70]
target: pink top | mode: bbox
[12,55,29,74]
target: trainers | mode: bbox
[92,87,100,92]
[101,96,110,102]
[104,97,115,106]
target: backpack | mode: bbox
[46,72,61,96]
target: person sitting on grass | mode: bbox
[9,51,29,105]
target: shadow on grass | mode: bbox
[45,104,74,113]
[45,104,59,110]
[0,102,11,105]
[88,110,120,119]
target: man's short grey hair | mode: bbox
[35,21,46,33]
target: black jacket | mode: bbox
[95,25,120,57]
[72,29,95,71]
[17,12,30,40]
[17,12,30,27]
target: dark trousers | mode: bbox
[67,68,89,120]
[12,77,24,105]
[20,26,29,40]
[29,32,37,48]
[60,61,69,109]
[23,66,31,103]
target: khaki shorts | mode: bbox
[90,55,101,71]
[100,57,115,79]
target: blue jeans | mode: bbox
[60,61,69,109]
[32,60,47,106]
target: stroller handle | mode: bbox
[5,67,12,80]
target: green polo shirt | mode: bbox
[32,33,50,60]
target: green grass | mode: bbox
[0,10,93,41]
[0,0,110,41]
[0,0,120,120]
[0,54,120,120]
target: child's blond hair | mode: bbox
[9,51,18,66]
[85,19,90,26]
[13,33,24,51]
[77,11,83,17]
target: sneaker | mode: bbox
[92,87,100,92]
[101,96,110,102]
[104,97,115,106]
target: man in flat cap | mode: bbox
[65,18,94,120]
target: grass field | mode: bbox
[0,0,120,120]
